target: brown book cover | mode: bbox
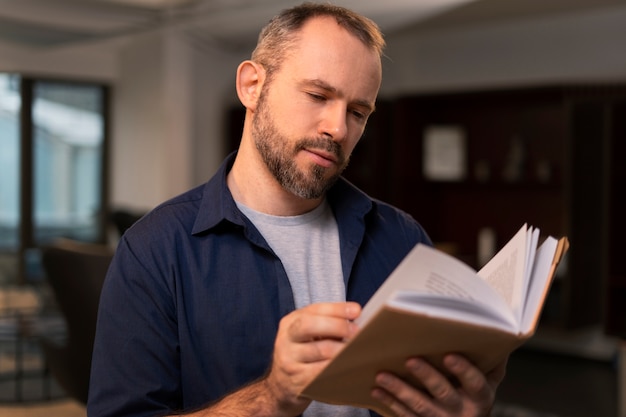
[301,226,569,417]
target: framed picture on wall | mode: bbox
[422,125,467,181]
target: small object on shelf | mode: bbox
[535,160,552,183]
[477,227,497,267]
[502,135,526,182]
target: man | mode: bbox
[88,3,506,417]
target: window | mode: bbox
[0,75,20,251]
[0,74,109,284]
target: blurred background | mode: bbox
[0,0,624,416]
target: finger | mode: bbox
[371,383,423,417]
[405,358,462,409]
[304,301,362,320]
[443,354,494,401]
[286,302,361,343]
[372,372,434,417]
[289,338,347,364]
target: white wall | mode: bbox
[381,5,626,96]
[110,32,167,211]
[0,39,118,81]
[187,39,242,190]
[2,5,626,212]
[110,31,243,212]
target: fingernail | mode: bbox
[407,358,422,372]
[346,302,361,316]
[376,372,392,386]
[445,355,461,370]
[371,388,384,400]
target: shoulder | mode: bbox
[125,183,206,241]
[367,198,433,256]
[124,153,238,241]
[330,177,432,247]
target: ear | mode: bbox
[236,60,266,111]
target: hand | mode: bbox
[371,354,508,417]
[262,302,361,416]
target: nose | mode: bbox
[318,102,348,141]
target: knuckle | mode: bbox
[406,398,430,416]
[313,339,340,359]
[433,383,457,403]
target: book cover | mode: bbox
[301,224,569,416]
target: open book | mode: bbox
[301,223,569,417]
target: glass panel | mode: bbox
[0,74,21,284]
[32,82,104,245]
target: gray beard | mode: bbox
[252,100,347,199]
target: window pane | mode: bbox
[0,74,20,285]
[0,74,20,250]
[32,82,104,244]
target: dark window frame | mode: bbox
[11,75,111,284]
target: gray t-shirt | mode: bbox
[237,200,370,417]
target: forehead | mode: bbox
[277,16,382,102]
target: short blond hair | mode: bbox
[251,2,385,80]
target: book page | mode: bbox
[521,236,559,332]
[389,290,518,332]
[357,244,514,329]
[477,224,530,321]
[521,227,540,314]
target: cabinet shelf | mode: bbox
[341,84,626,332]
[420,180,563,190]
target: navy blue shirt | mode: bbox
[88,153,431,417]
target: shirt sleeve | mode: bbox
[88,236,181,417]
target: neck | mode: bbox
[227,138,323,217]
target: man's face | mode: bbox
[251,16,382,200]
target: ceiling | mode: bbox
[0,0,623,50]
[0,0,475,49]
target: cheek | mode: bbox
[279,104,318,137]
[343,132,363,157]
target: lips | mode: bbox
[301,148,337,169]
[296,138,344,168]
[308,148,338,164]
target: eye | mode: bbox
[307,92,326,102]
[350,108,367,121]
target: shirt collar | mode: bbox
[192,152,245,235]
[191,151,375,235]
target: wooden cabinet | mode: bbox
[606,101,626,339]
[343,86,626,331]
[226,85,626,334]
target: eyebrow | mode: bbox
[300,78,376,114]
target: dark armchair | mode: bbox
[39,239,113,404]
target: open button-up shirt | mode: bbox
[88,153,431,417]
